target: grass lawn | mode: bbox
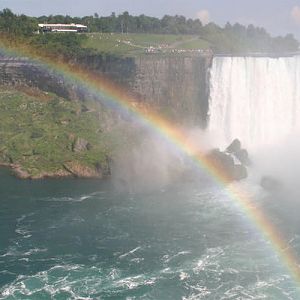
[84,33,212,56]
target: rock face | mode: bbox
[132,55,211,127]
[0,163,71,180]
[63,161,102,178]
[3,162,104,179]
[207,139,249,181]
[226,138,241,154]
[226,138,251,165]
[234,149,250,165]
[0,59,71,99]
[233,164,248,180]
[0,54,212,127]
[78,54,212,127]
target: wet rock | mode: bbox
[234,164,248,180]
[206,139,249,181]
[63,161,102,178]
[208,149,235,174]
[95,156,112,177]
[226,138,241,154]
[235,148,251,165]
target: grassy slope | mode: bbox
[0,88,123,177]
[84,33,211,56]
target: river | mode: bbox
[1,168,300,299]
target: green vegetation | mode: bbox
[0,8,37,37]
[36,13,203,35]
[31,33,90,60]
[0,8,298,57]
[200,23,299,54]
[0,88,125,178]
[0,9,298,177]
[178,38,211,50]
[84,33,211,56]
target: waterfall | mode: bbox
[208,56,300,150]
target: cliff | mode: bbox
[132,55,211,127]
[0,53,212,178]
[0,54,212,127]
[0,59,68,98]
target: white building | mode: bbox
[38,23,88,33]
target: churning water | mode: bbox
[1,168,300,299]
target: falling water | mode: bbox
[208,56,300,150]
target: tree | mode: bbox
[0,8,298,55]
[0,9,38,36]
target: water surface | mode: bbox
[0,168,299,299]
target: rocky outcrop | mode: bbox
[207,139,249,181]
[63,161,102,178]
[0,161,105,180]
[226,138,241,154]
[0,163,71,179]
[226,138,251,165]
[0,59,71,99]
[234,149,250,165]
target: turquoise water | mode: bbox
[0,168,300,299]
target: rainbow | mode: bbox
[1,40,300,288]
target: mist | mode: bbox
[112,126,214,193]
[251,132,300,197]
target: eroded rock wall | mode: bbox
[132,55,211,127]
[0,54,212,127]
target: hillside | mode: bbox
[0,87,125,179]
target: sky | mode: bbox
[1,0,300,38]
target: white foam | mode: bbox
[209,56,300,151]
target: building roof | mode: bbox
[38,23,87,29]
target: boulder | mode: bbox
[226,138,241,154]
[208,149,235,175]
[206,139,249,181]
[234,148,251,165]
[234,164,248,180]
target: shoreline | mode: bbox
[0,163,104,180]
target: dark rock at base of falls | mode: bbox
[226,139,241,154]
[207,149,247,181]
[233,164,248,180]
[206,139,249,181]
[235,148,251,166]
[226,138,251,165]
